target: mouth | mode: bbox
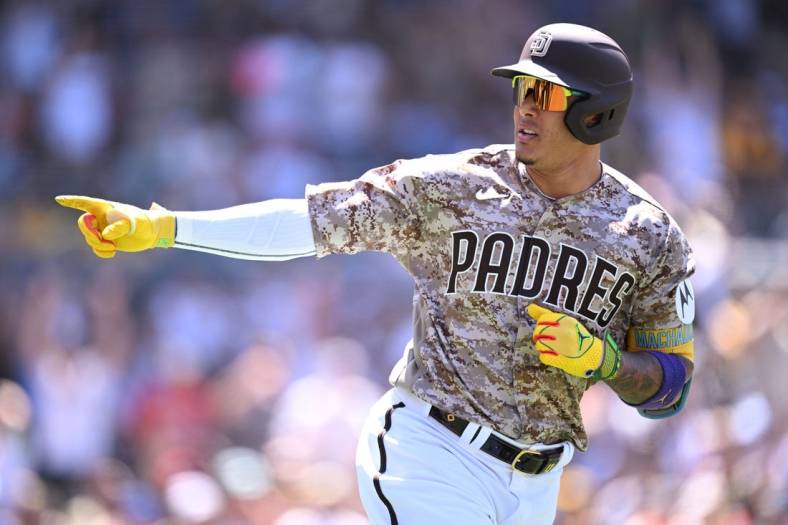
[538,349,559,356]
[517,126,539,144]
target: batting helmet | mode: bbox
[492,23,633,145]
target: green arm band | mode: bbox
[592,333,621,381]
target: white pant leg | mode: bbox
[472,432,573,525]
[500,452,571,525]
[356,389,574,525]
[356,389,497,525]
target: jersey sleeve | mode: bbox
[627,218,696,361]
[305,159,422,260]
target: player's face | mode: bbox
[512,93,589,170]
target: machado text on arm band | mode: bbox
[626,325,694,361]
[628,351,690,418]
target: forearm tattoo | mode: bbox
[605,351,663,405]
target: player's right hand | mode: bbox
[55,195,176,259]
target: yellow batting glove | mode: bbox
[527,303,621,380]
[55,195,175,259]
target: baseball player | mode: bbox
[57,23,695,525]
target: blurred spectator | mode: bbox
[1,4,60,92]
[40,51,113,164]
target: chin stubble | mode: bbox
[516,153,536,166]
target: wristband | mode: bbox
[631,351,688,410]
[592,333,621,381]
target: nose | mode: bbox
[516,92,539,118]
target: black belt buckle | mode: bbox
[428,406,563,475]
[511,448,561,475]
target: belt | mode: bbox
[428,406,563,475]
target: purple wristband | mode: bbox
[632,351,688,411]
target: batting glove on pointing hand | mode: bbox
[527,303,621,380]
[55,195,175,259]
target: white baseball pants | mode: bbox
[356,388,574,525]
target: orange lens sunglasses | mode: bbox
[512,75,587,112]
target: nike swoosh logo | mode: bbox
[475,188,511,201]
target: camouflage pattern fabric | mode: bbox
[306,144,694,451]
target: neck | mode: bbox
[525,149,602,199]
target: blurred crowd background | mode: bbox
[0,0,786,524]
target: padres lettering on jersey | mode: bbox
[306,144,695,450]
[445,232,635,328]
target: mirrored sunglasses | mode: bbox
[512,75,587,112]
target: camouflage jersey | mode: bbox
[306,144,695,451]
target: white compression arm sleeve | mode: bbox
[173,199,316,261]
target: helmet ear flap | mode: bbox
[564,87,631,144]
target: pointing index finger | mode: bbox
[55,195,111,216]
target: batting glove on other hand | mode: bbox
[527,303,621,380]
[56,195,175,259]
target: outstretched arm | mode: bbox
[56,195,316,261]
[173,199,315,260]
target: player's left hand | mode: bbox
[527,304,620,380]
